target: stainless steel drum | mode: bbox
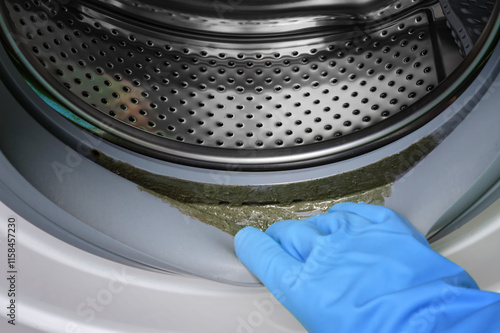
[2,0,490,168]
[0,0,499,284]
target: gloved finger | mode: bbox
[305,210,374,235]
[234,226,301,293]
[328,202,427,242]
[265,220,327,262]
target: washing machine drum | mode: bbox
[0,0,499,285]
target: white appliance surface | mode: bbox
[1,196,499,333]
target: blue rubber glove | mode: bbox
[234,202,500,333]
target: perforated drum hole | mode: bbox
[8,2,443,155]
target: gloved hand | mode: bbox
[234,202,500,333]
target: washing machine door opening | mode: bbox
[0,0,499,286]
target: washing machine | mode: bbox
[0,0,500,331]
